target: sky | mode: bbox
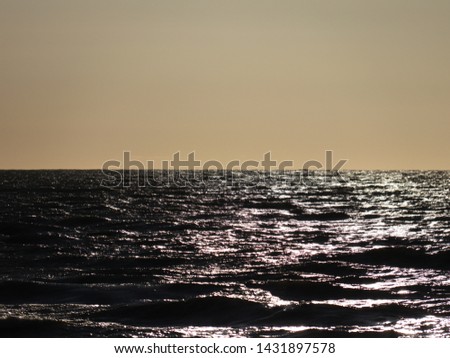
[1,0,449,169]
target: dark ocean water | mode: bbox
[0,170,449,337]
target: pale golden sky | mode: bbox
[1,0,449,169]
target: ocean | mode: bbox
[0,170,449,337]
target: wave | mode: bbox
[0,281,221,304]
[250,280,395,301]
[251,328,402,338]
[92,296,428,328]
[333,247,450,270]
[92,297,268,326]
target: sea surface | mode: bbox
[0,170,449,337]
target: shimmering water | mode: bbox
[0,170,449,337]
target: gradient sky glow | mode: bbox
[1,0,449,169]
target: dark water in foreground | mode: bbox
[0,170,449,337]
